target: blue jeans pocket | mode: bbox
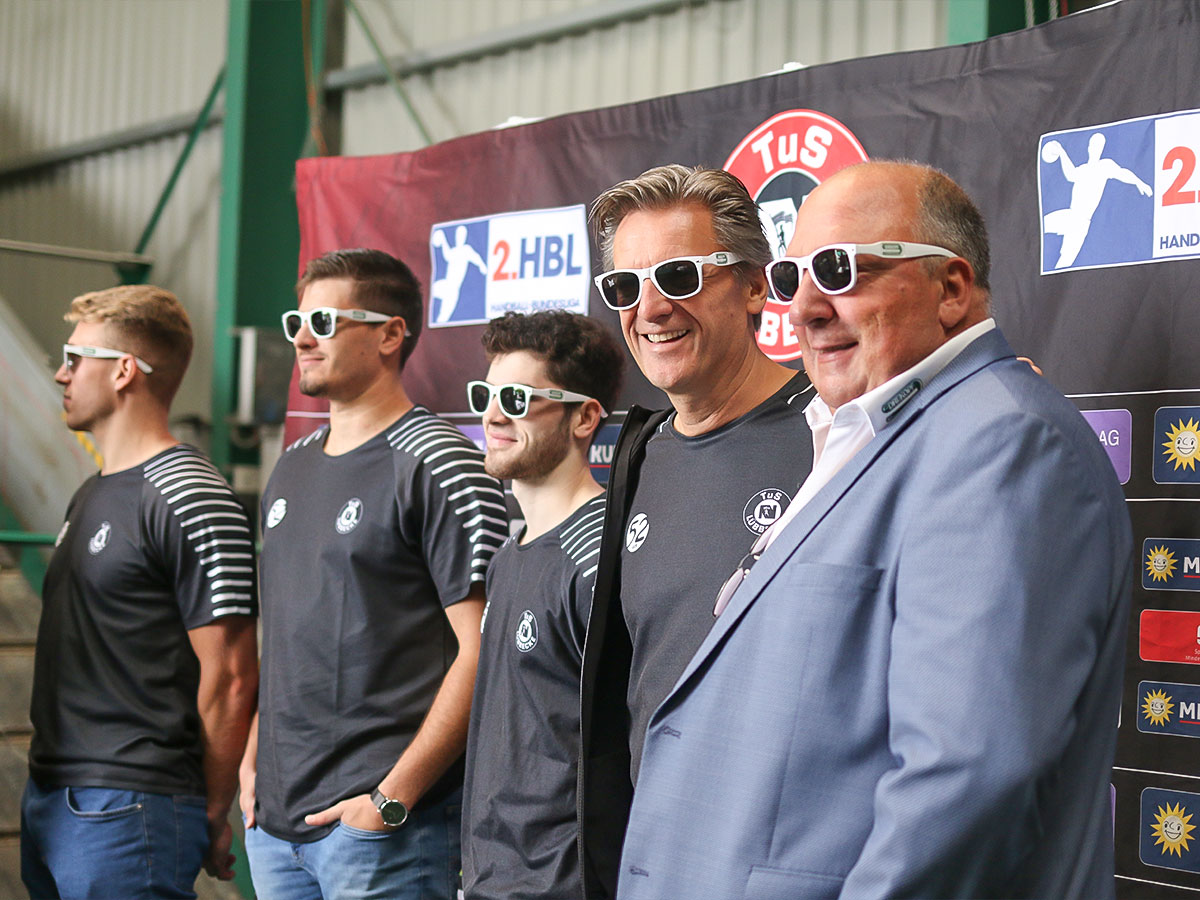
[339,822,398,840]
[64,786,145,820]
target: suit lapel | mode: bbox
[657,329,1017,716]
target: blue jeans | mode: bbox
[244,788,461,900]
[20,779,209,900]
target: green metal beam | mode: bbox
[213,0,321,473]
[947,0,1054,44]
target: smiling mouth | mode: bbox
[643,330,689,344]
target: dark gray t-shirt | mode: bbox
[621,374,814,779]
[461,494,604,900]
[29,445,257,796]
[255,407,507,842]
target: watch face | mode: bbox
[379,799,408,827]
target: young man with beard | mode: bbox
[242,249,507,899]
[460,310,623,900]
[22,285,258,898]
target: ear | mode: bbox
[743,266,770,317]
[937,257,977,332]
[378,315,408,358]
[112,355,140,393]
[572,398,605,443]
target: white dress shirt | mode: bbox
[712,319,997,617]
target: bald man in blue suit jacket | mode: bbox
[618,162,1131,900]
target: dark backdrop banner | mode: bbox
[292,2,1200,895]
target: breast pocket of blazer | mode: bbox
[766,560,891,688]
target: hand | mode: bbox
[1138,181,1152,197]
[304,793,392,832]
[204,819,236,880]
[238,767,256,830]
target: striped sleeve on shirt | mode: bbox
[143,447,257,619]
[560,495,606,583]
[387,409,508,585]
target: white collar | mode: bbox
[805,318,996,434]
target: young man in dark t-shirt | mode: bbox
[460,311,623,900]
[241,249,506,900]
[21,285,259,899]
[578,165,816,898]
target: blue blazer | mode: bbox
[618,328,1132,900]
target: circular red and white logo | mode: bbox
[724,110,869,361]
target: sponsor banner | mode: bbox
[1143,538,1200,592]
[1079,409,1131,484]
[1141,609,1200,665]
[723,110,869,362]
[428,205,590,328]
[586,423,622,486]
[1153,407,1200,484]
[1138,681,1200,738]
[1141,787,1200,872]
[1039,109,1200,275]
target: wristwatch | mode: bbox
[370,789,409,827]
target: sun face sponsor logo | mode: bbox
[515,609,539,652]
[335,498,363,534]
[87,521,111,555]
[1142,788,1200,872]
[1141,609,1200,665]
[724,110,869,362]
[1137,681,1200,738]
[1078,409,1131,484]
[625,512,649,553]
[266,498,287,529]
[1141,538,1200,591]
[1038,109,1200,275]
[742,488,791,535]
[428,205,590,328]
[1154,407,1200,483]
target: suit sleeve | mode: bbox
[838,409,1129,898]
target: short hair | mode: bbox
[296,248,424,367]
[65,284,192,403]
[481,311,625,423]
[913,166,991,295]
[590,164,772,276]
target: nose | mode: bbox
[292,320,318,349]
[787,276,835,331]
[54,362,71,385]
[635,277,675,321]
[481,396,510,427]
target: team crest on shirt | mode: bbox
[743,488,791,535]
[515,609,539,652]
[266,498,287,529]
[87,521,111,555]
[626,513,650,553]
[335,498,363,534]
[55,520,70,547]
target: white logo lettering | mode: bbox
[88,521,111,555]
[336,498,363,534]
[625,513,650,553]
[266,498,287,529]
[743,489,791,535]
[515,609,539,652]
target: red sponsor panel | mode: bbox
[1141,609,1200,664]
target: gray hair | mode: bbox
[912,165,991,295]
[589,164,772,276]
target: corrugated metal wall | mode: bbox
[0,0,950,424]
[340,0,948,156]
[0,0,226,421]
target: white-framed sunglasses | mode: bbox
[62,344,154,374]
[765,241,957,300]
[467,380,607,419]
[593,250,744,311]
[281,307,394,342]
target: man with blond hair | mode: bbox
[21,285,259,899]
